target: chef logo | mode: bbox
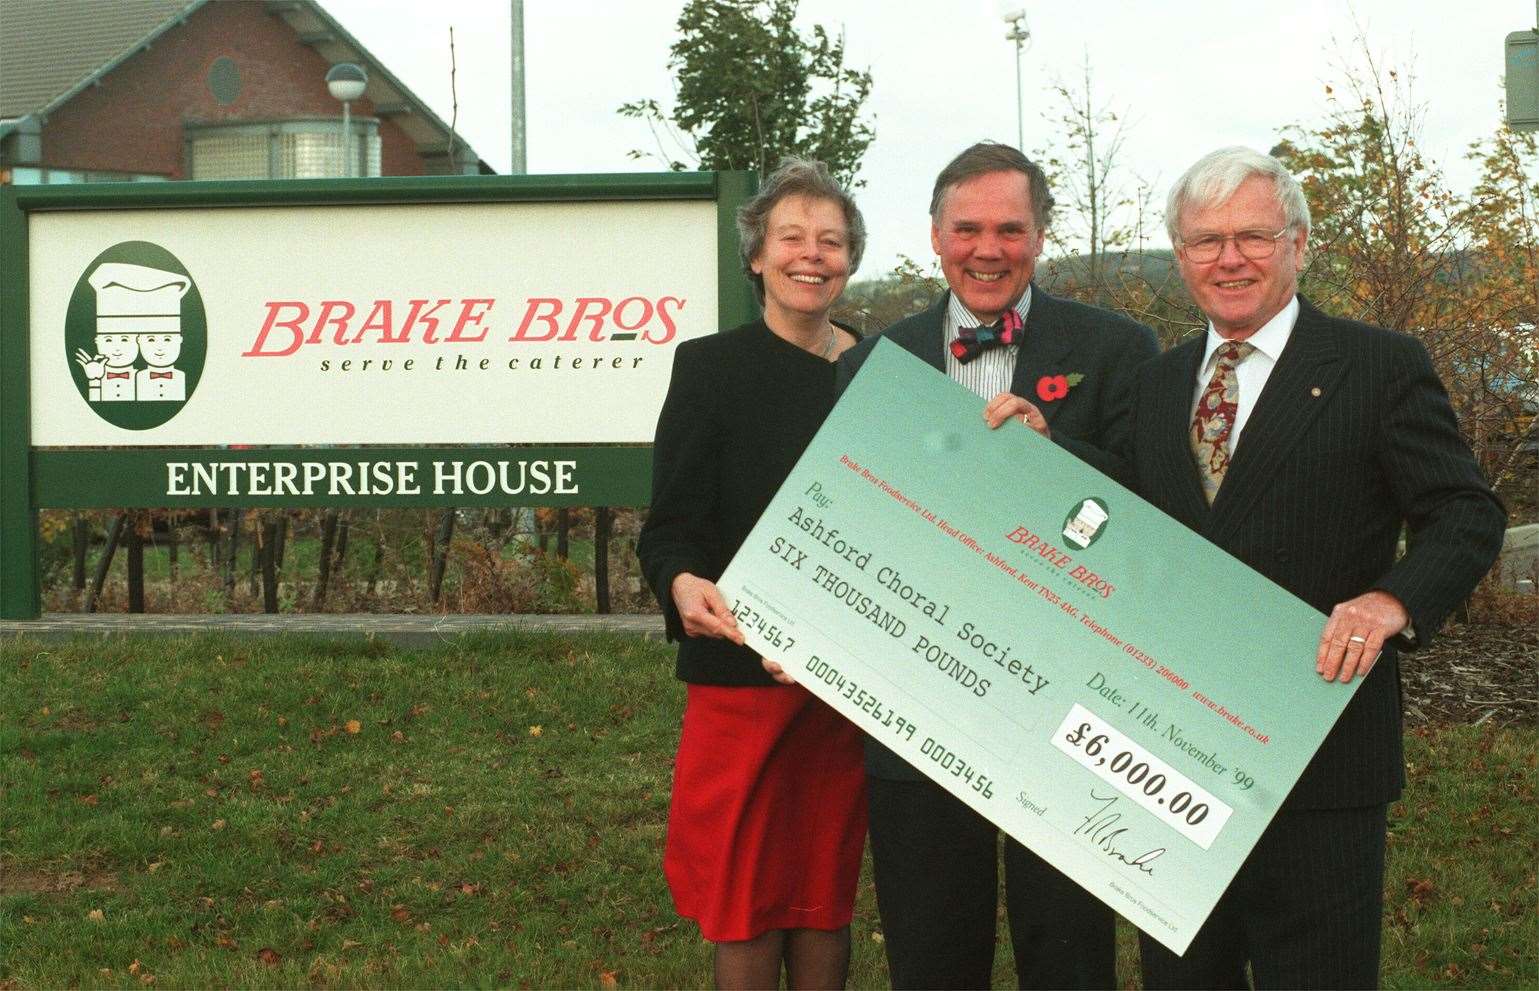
[65,241,206,430]
[1062,497,1109,549]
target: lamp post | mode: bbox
[325,63,368,177]
[1002,9,1029,151]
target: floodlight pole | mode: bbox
[511,0,527,174]
[1004,11,1030,151]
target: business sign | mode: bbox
[32,199,718,445]
[0,172,757,618]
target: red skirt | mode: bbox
[665,683,868,942]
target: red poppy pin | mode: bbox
[1036,373,1085,403]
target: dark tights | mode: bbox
[714,926,851,990]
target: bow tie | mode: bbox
[950,308,1024,364]
[106,371,131,380]
[149,371,174,380]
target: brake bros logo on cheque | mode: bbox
[1062,497,1110,549]
[65,241,207,430]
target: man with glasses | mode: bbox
[1123,146,1504,988]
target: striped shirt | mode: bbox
[944,287,1033,399]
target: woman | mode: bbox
[638,158,868,990]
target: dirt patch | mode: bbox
[1404,622,1538,727]
[0,866,120,897]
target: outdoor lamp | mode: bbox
[325,62,368,177]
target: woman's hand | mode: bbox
[670,573,745,644]
[761,657,796,685]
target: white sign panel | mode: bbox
[29,200,719,446]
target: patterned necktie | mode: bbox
[1190,341,1255,505]
[950,308,1023,364]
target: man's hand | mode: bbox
[762,657,796,685]
[984,392,1051,438]
[669,572,744,644]
[1316,590,1409,683]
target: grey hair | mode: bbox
[1165,146,1311,245]
[736,157,866,305]
[930,141,1054,231]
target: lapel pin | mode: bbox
[1310,386,1322,397]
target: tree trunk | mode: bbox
[314,510,340,609]
[71,514,88,594]
[224,510,241,598]
[87,513,126,614]
[167,512,179,582]
[556,508,570,560]
[260,515,279,614]
[274,513,288,571]
[125,516,145,614]
[248,532,259,596]
[367,534,384,597]
[429,509,456,604]
[334,514,350,568]
[594,506,612,614]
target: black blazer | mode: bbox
[840,286,1159,781]
[1125,297,1506,808]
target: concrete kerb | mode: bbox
[0,613,667,649]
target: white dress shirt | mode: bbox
[944,286,1032,399]
[1190,295,1299,453]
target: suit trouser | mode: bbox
[1139,804,1387,990]
[868,775,1116,990]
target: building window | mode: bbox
[7,167,166,184]
[187,120,380,180]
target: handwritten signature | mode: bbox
[1072,789,1165,876]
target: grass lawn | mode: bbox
[1,633,1533,989]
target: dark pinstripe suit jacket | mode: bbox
[1126,297,1506,809]
[840,286,1159,781]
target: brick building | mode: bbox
[0,0,491,183]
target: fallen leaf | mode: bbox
[88,909,104,922]
[391,905,412,924]
[257,947,281,966]
[391,730,405,742]
[599,970,620,989]
[140,975,155,986]
[277,716,289,727]
[146,860,166,873]
[459,883,480,896]
[248,770,264,788]
[211,819,226,831]
[345,720,362,735]
[79,794,99,806]
[129,960,142,974]
[529,725,543,737]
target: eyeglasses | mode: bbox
[1179,227,1290,263]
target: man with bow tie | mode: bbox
[834,141,1158,989]
[1123,147,1504,989]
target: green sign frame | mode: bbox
[0,171,759,619]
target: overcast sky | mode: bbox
[323,0,1531,275]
